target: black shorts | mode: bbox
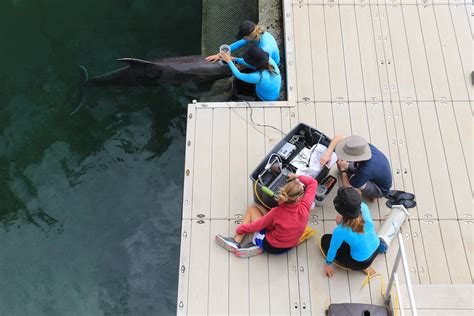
[263,238,291,255]
[321,234,378,271]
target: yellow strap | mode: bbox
[298,226,316,244]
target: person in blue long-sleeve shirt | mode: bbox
[219,46,281,101]
[320,187,380,277]
[206,20,280,66]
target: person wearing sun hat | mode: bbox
[319,135,392,201]
[218,45,281,101]
[320,187,381,277]
[205,20,280,66]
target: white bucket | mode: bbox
[378,205,409,248]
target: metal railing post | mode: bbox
[386,249,402,302]
[397,232,417,315]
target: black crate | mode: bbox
[249,123,333,209]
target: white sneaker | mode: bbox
[215,235,240,252]
[233,245,263,258]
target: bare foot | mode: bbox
[363,267,377,277]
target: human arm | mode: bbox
[324,264,335,277]
[297,175,318,210]
[230,39,249,52]
[336,160,352,187]
[360,203,373,225]
[235,209,276,234]
[234,57,256,70]
[320,134,344,166]
[348,168,370,190]
[206,40,245,63]
[326,227,344,264]
[220,52,260,84]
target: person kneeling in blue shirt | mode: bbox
[321,187,380,277]
[320,135,392,202]
[206,20,280,66]
[219,46,281,101]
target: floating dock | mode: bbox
[177,0,473,314]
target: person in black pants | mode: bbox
[321,187,381,277]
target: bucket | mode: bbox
[377,205,409,249]
[313,175,337,207]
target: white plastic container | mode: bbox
[378,205,409,248]
[218,44,231,65]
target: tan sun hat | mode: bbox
[335,135,372,161]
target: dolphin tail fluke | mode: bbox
[79,64,89,83]
[69,65,89,116]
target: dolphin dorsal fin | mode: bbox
[117,58,156,66]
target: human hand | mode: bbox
[287,173,298,182]
[336,160,349,172]
[324,264,335,278]
[205,54,220,63]
[320,151,331,166]
[219,51,232,63]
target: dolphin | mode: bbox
[86,56,232,86]
[69,56,233,115]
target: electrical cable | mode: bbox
[246,101,285,135]
[254,178,272,210]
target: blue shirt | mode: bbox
[327,203,380,263]
[230,32,280,65]
[228,57,281,101]
[349,144,392,195]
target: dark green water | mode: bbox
[0,1,201,315]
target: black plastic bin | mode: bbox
[249,123,333,209]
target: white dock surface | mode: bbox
[177,0,473,314]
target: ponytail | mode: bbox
[249,25,265,41]
[277,180,304,204]
[256,62,276,76]
[342,212,365,233]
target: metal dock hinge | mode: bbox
[178,301,184,310]
[180,265,186,273]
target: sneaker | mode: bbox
[233,245,263,258]
[215,235,240,252]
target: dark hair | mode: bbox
[256,62,276,76]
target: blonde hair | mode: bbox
[341,212,365,233]
[246,25,265,41]
[277,180,304,204]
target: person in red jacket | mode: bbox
[215,174,318,258]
